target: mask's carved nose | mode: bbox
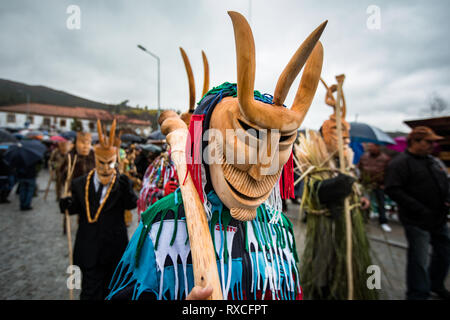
[248,164,263,181]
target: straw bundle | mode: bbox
[295,130,377,300]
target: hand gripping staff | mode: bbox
[158,110,223,300]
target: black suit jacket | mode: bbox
[385,151,449,230]
[67,171,138,269]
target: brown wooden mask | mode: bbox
[179,48,210,126]
[94,119,117,185]
[57,141,72,154]
[75,132,92,156]
[322,114,351,153]
[320,76,350,153]
[208,11,326,221]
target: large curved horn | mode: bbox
[291,41,324,121]
[109,118,116,148]
[201,50,210,97]
[97,119,105,147]
[273,20,327,107]
[179,47,196,112]
[228,11,257,122]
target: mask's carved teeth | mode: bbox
[230,207,257,221]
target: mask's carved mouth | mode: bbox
[224,178,254,201]
[221,155,281,200]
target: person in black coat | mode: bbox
[60,119,138,300]
[385,126,450,300]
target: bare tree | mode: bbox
[420,92,449,117]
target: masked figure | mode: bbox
[59,132,96,234]
[60,132,96,188]
[296,75,376,300]
[59,119,138,300]
[136,48,210,220]
[107,11,325,300]
[48,140,72,201]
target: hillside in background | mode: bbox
[0,78,116,110]
[0,78,159,125]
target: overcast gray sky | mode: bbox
[1,0,449,132]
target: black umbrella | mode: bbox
[147,130,165,141]
[4,140,46,167]
[140,143,162,153]
[120,133,144,143]
[61,131,77,140]
[0,129,18,143]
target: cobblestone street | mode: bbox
[0,169,448,300]
[0,170,138,300]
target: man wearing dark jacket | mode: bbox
[60,119,138,300]
[17,161,40,210]
[385,126,450,300]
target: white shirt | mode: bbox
[93,170,110,204]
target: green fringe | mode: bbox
[135,190,183,266]
[198,82,272,105]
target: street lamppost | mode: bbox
[137,44,160,128]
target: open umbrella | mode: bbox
[26,130,44,136]
[140,143,162,153]
[61,131,77,140]
[147,130,165,141]
[387,136,407,152]
[0,129,18,143]
[120,133,143,143]
[349,122,395,145]
[13,133,24,140]
[50,135,68,142]
[4,140,46,167]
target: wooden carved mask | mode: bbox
[94,119,117,185]
[75,132,92,156]
[57,141,71,155]
[208,11,326,221]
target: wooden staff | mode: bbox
[158,110,223,300]
[43,168,54,201]
[63,153,77,300]
[335,74,354,300]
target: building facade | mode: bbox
[0,103,153,136]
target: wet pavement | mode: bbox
[0,169,448,300]
[0,170,139,300]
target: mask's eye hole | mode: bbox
[279,131,297,143]
[280,134,293,143]
[238,119,259,139]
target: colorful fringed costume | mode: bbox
[107,83,301,300]
[137,152,178,220]
[107,189,301,300]
[107,11,326,300]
